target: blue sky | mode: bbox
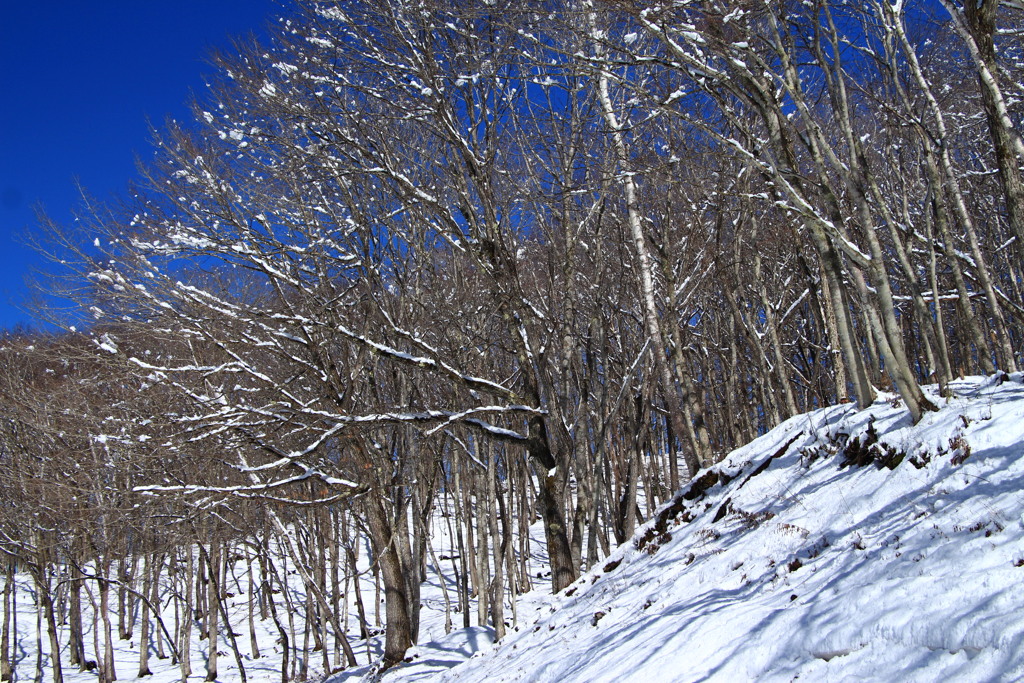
[0,1,275,331]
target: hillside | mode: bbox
[7,374,1024,683]
[359,373,1024,682]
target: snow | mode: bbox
[374,373,1024,682]
[331,628,497,683]
[11,374,1024,683]
[95,333,119,354]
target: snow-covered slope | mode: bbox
[368,374,1024,682]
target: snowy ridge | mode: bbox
[371,374,1024,682]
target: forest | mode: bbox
[1,0,1023,679]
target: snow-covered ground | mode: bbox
[10,373,1024,682]
[362,373,1024,682]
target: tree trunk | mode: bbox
[179,548,193,683]
[2,561,14,682]
[67,560,86,671]
[32,568,63,683]
[258,548,289,683]
[138,555,153,678]
[246,557,261,661]
[527,416,578,593]
[942,0,1024,271]
[363,498,413,670]
[98,559,117,683]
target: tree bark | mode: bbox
[138,555,153,678]
[2,561,14,682]
[363,497,413,670]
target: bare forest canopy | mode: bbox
[2,0,1024,677]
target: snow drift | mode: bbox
[366,373,1024,682]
